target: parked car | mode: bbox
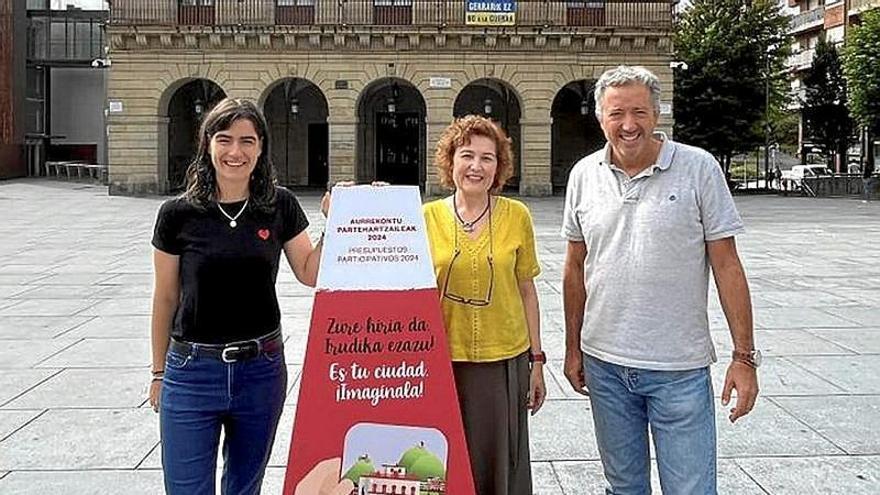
[781,165,834,189]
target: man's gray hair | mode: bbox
[593,65,662,119]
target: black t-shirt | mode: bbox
[152,186,309,344]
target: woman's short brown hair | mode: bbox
[434,115,514,193]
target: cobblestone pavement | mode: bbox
[0,179,878,494]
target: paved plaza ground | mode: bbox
[0,179,878,494]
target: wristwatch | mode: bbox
[529,351,547,364]
[732,349,762,368]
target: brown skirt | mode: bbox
[452,352,532,495]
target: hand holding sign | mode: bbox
[294,458,354,495]
[322,181,387,219]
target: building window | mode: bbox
[566,1,605,27]
[25,66,46,135]
[374,0,412,25]
[178,0,215,25]
[276,0,315,25]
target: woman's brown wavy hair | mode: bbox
[183,98,277,212]
[434,115,514,194]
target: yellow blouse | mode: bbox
[424,196,541,362]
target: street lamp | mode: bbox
[580,80,592,116]
[386,82,400,114]
[580,98,590,116]
[483,98,493,115]
[386,96,396,114]
[285,78,300,118]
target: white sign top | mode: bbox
[429,77,452,89]
[317,185,436,291]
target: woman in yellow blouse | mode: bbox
[424,115,545,495]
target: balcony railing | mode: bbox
[109,0,673,28]
[786,47,815,72]
[850,0,880,13]
[789,6,823,34]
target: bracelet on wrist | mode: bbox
[528,351,547,364]
[151,375,164,382]
[151,369,165,377]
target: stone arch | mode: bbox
[550,79,605,193]
[356,77,428,187]
[453,78,523,190]
[261,77,330,187]
[157,78,227,193]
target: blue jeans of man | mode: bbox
[583,354,716,495]
[160,344,287,495]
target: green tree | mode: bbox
[398,443,446,481]
[674,0,792,177]
[773,110,801,157]
[802,37,852,172]
[843,8,880,176]
[343,455,375,483]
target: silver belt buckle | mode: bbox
[221,346,241,363]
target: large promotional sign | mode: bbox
[283,186,475,495]
[465,0,516,26]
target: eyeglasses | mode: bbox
[442,249,494,306]
[441,201,494,307]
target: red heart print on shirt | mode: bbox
[258,229,270,240]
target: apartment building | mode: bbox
[786,0,879,166]
[105,0,675,196]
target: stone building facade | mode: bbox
[106,0,675,196]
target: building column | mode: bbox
[424,118,451,197]
[424,95,453,197]
[328,114,356,185]
[108,113,164,195]
[518,117,552,196]
[155,115,170,192]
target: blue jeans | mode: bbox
[160,343,287,495]
[583,354,716,495]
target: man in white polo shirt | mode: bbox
[561,65,760,494]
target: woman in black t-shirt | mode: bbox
[149,98,325,494]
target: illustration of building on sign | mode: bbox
[341,427,449,495]
[423,478,446,492]
[358,465,422,495]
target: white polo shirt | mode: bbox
[561,134,745,370]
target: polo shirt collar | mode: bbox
[601,132,674,175]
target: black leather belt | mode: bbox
[169,329,283,363]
